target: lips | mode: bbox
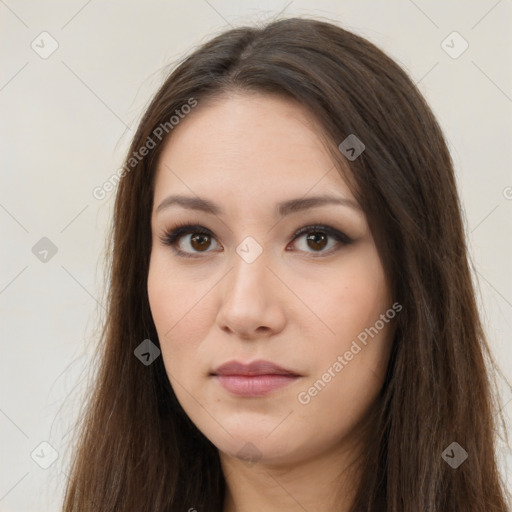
[210,360,301,397]
[211,359,300,377]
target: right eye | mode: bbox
[159,223,222,258]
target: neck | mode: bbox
[220,434,364,512]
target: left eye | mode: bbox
[289,225,352,256]
[159,223,351,258]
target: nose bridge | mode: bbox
[226,238,270,304]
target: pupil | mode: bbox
[307,232,327,250]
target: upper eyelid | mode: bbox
[163,223,344,240]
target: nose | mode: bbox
[216,246,286,339]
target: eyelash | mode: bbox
[158,222,353,259]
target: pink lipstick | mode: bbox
[211,360,301,397]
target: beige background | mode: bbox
[1,1,511,510]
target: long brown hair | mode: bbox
[61,16,510,511]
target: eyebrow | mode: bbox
[155,194,361,217]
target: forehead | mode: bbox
[153,92,354,205]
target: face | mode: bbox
[147,92,395,468]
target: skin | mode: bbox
[147,92,396,511]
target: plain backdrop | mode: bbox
[1,1,511,510]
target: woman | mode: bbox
[62,17,510,511]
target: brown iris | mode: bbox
[190,233,211,252]
[306,232,328,251]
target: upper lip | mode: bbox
[211,360,300,377]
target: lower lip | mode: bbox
[213,374,299,397]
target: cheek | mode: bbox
[148,250,201,332]
[147,251,216,382]
[147,254,191,365]
[296,244,394,409]
[296,243,391,347]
